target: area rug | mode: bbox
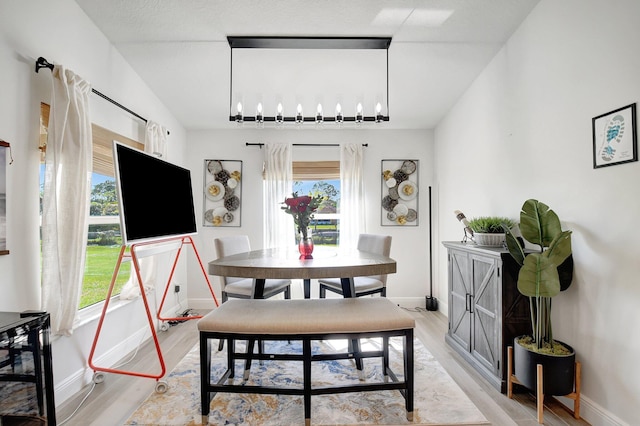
[0,351,42,419]
[125,338,488,425]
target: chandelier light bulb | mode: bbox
[235,102,243,123]
[375,102,383,123]
[276,102,284,123]
[296,103,303,123]
[335,103,343,123]
[256,102,264,124]
[316,103,323,123]
[355,102,363,123]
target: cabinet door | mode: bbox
[471,254,499,375]
[448,249,471,351]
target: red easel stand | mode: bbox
[88,236,218,391]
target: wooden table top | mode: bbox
[208,246,396,280]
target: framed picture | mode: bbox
[381,159,419,226]
[0,141,9,255]
[203,160,242,227]
[592,103,637,169]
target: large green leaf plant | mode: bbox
[503,199,573,353]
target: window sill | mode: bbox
[73,295,135,330]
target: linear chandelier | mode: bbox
[228,36,391,126]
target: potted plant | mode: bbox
[468,216,514,247]
[503,199,575,395]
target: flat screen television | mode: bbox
[113,141,197,245]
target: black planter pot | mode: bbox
[514,336,576,396]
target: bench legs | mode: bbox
[200,333,211,418]
[200,330,414,424]
[303,339,312,425]
[405,333,414,420]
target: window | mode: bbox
[40,103,141,309]
[293,161,340,246]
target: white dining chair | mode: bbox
[318,234,392,298]
[213,235,292,351]
[214,235,292,303]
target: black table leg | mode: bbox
[252,278,266,299]
[41,316,56,425]
[340,277,355,298]
[340,277,363,372]
[304,279,311,299]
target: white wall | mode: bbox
[0,0,436,407]
[0,0,188,404]
[186,129,435,305]
[435,1,640,424]
[6,0,634,423]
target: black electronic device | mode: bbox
[113,142,197,245]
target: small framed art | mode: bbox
[381,159,419,226]
[203,160,242,227]
[592,103,637,169]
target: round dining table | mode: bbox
[208,246,396,298]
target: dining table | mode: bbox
[208,246,397,299]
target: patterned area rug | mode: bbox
[0,351,41,418]
[125,338,488,425]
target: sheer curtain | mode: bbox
[144,121,168,158]
[263,143,293,249]
[41,66,93,336]
[119,121,168,300]
[339,143,365,250]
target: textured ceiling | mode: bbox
[74,0,540,130]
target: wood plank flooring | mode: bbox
[55,307,591,425]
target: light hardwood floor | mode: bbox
[56,307,591,426]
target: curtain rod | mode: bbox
[35,57,170,135]
[246,143,368,148]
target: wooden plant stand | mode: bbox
[507,346,581,424]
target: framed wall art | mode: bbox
[592,103,637,169]
[203,159,242,227]
[381,159,419,226]
[0,141,9,255]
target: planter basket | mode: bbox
[473,233,505,247]
[507,337,581,424]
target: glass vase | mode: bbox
[298,228,314,259]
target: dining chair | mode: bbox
[213,235,292,350]
[214,235,292,303]
[318,233,392,298]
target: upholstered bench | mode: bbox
[198,297,415,426]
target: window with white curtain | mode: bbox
[40,103,141,309]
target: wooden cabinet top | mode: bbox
[442,241,510,258]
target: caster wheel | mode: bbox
[155,380,169,393]
[92,371,106,384]
[159,322,170,332]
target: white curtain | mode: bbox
[339,143,365,250]
[41,66,93,336]
[120,121,168,300]
[263,143,293,249]
[144,121,168,158]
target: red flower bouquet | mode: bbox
[281,192,324,239]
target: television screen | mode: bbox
[113,142,197,245]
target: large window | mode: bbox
[40,103,141,309]
[293,161,340,246]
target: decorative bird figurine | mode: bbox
[454,210,474,243]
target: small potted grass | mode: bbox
[468,216,514,247]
